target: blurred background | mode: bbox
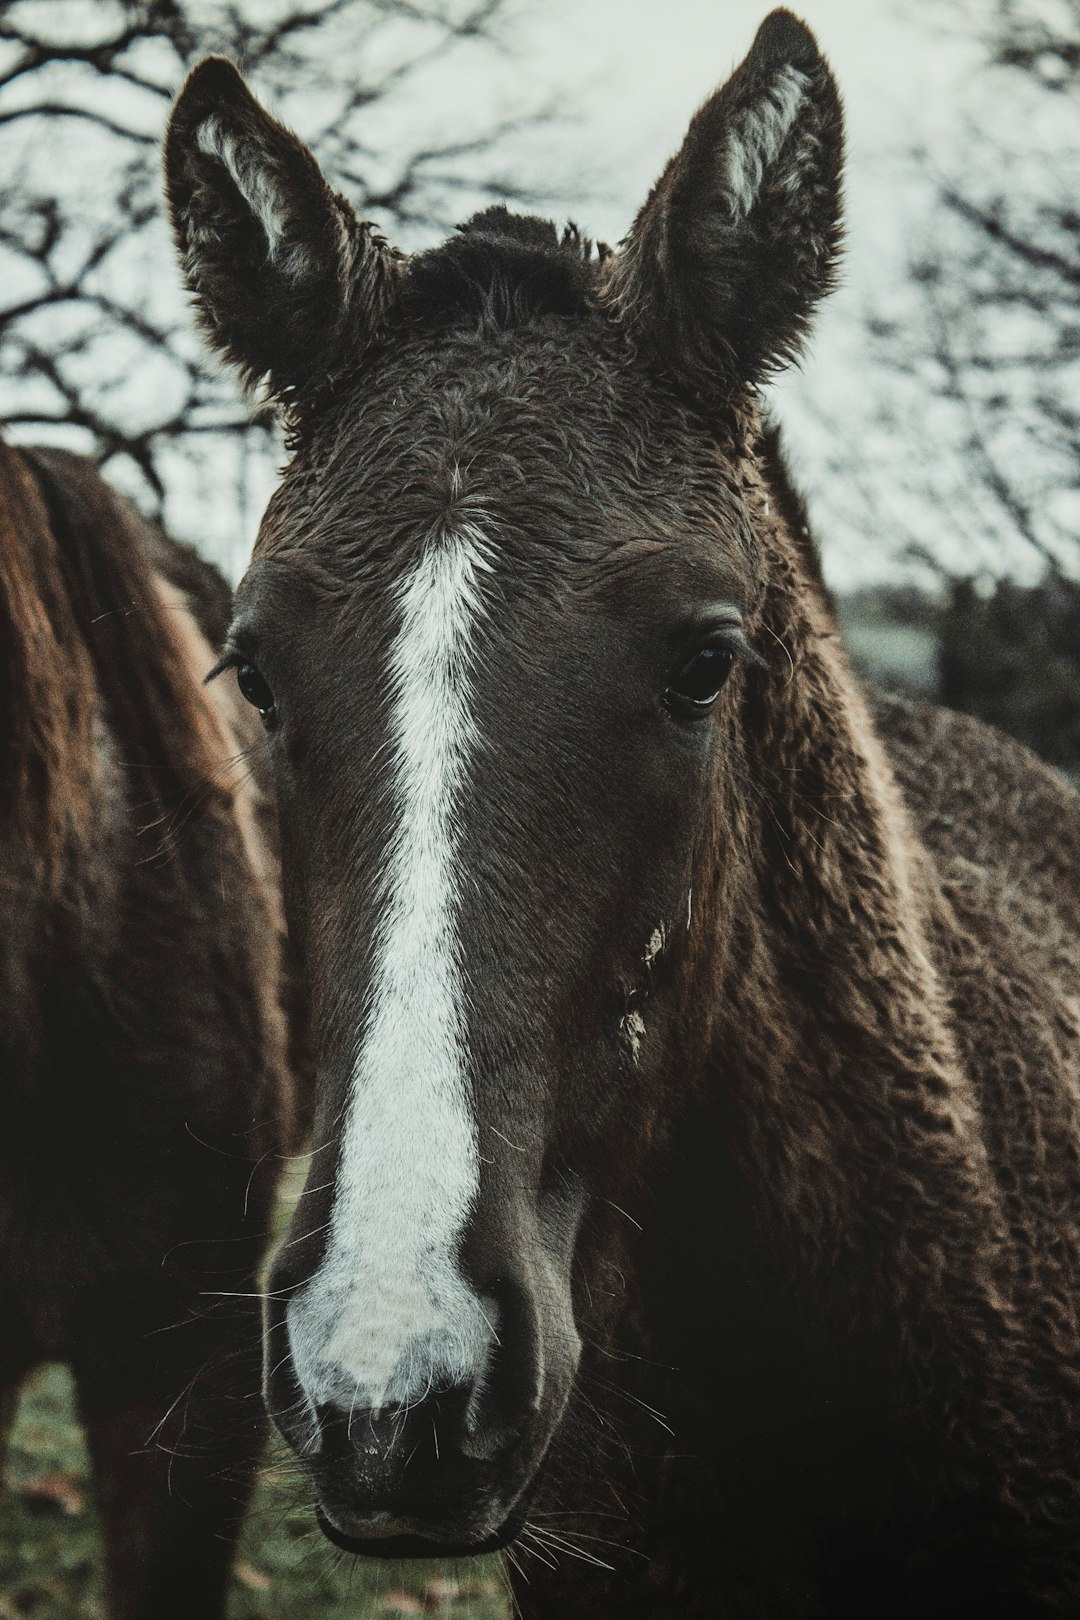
[1,0,1078,771]
[0,0,1077,1614]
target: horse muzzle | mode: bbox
[263,1259,580,1556]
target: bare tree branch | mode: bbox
[0,0,555,563]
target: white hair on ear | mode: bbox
[723,64,810,221]
[196,114,312,277]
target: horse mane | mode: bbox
[757,419,832,604]
[0,441,97,882]
[1,439,233,883]
[399,206,597,335]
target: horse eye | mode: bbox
[236,661,276,723]
[666,646,734,715]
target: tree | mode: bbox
[868,0,1079,582]
[801,2,1079,777]
[0,0,547,570]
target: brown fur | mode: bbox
[0,439,304,1620]
[0,444,97,884]
[163,10,1080,1614]
[515,428,1080,1617]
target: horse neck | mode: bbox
[680,474,1005,1292]
[631,515,1071,1507]
[2,444,244,910]
[0,443,100,893]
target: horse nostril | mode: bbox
[462,1275,541,1462]
[316,1401,406,1457]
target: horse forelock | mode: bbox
[397,208,598,338]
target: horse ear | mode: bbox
[606,9,843,397]
[165,57,401,399]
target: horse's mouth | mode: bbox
[314,1504,521,1560]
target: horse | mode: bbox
[0,438,303,1619]
[164,10,1080,1615]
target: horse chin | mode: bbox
[314,1504,523,1560]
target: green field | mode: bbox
[0,1364,510,1620]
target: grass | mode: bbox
[0,1362,511,1619]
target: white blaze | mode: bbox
[287,525,494,1415]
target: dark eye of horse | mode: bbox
[666,647,735,716]
[236,662,276,724]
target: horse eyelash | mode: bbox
[203,633,768,687]
[712,627,768,670]
[204,650,243,686]
[735,635,769,670]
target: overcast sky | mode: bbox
[313,0,1041,586]
[281,0,1075,586]
[462,0,1059,587]
[510,0,977,232]
[1,0,1075,585]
